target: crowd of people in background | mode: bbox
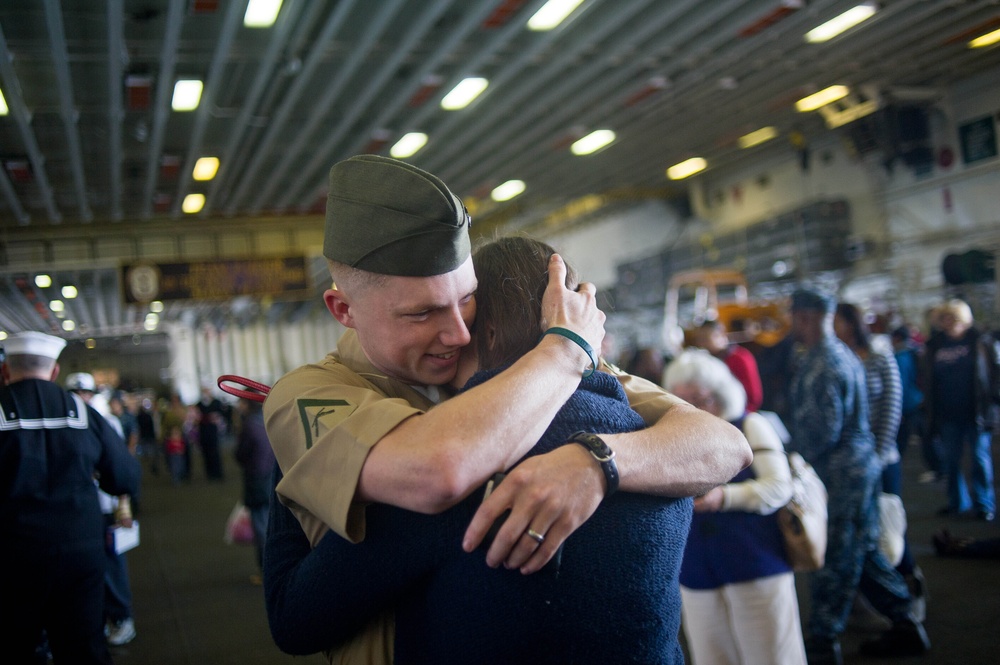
[618,290,999,665]
[35,284,983,665]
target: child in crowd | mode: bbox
[163,425,187,485]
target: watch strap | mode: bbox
[568,431,619,498]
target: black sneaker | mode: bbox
[859,619,930,657]
[805,636,843,665]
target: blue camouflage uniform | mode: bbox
[788,335,912,640]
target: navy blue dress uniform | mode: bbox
[1,332,141,665]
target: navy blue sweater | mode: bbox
[265,369,692,664]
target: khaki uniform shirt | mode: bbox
[264,328,683,664]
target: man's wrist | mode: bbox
[539,328,597,377]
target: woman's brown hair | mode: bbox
[472,236,579,370]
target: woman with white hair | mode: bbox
[922,298,999,521]
[664,348,806,665]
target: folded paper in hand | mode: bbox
[110,522,140,554]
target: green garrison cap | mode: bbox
[323,155,472,277]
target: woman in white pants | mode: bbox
[664,349,807,665]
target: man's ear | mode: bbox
[50,362,61,382]
[324,288,356,328]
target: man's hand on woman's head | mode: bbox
[540,254,605,363]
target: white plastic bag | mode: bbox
[224,502,255,546]
[878,492,907,567]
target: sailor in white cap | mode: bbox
[1,332,141,663]
[1,330,67,371]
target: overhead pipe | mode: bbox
[141,0,187,219]
[330,2,502,182]
[468,0,782,196]
[598,0,935,191]
[0,24,61,223]
[267,0,452,212]
[422,0,660,181]
[378,0,556,173]
[43,0,92,222]
[170,0,246,218]
[0,168,29,225]
[439,0,713,191]
[511,1,926,225]
[288,0,551,213]
[0,278,43,331]
[222,0,361,215]
[106,0,125,221]
[244,0,415,212]
[204,0,305,215]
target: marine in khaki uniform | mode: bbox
[263,155,753,663]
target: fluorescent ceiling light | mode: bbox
[182,193,205,213]
[50,300,65,313]
[150,300,165,313]
[0,88,8,115]
[805,3,877,43]
[527,0,585,31]
[666,157,707,180]
[0,331,8,341]
[61,285,78,299]
[969,27,1000,48]
[193,156,220,181]
[795,85,849,112]
[390,132,429,159]
[491,180,526,202]
[62,320,76,332]
[441,78,489,110]
[738,126,779,149]
[171,79,203,111]
[35,274,52,288]
[571,129,616,155]
[244,0,282,27]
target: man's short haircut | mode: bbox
[5,353,56,374]
[790,287,836,314]
[326,258,389,295]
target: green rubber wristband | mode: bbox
[541,327,597,378]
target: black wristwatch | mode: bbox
[568,431,619,498]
